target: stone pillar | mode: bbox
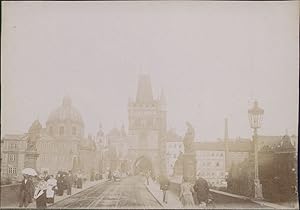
[24,151,39,170]
[183,153,196,182]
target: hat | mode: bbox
[37,173,45,180]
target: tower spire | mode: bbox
[136,74,153,103]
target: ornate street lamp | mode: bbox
[248,100,264,200]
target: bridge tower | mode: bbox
[128,74,167,176]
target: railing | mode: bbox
[168,180,292,209]
[0,183,21,207]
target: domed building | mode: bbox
[35,96,96,176]
[46,96,84,138]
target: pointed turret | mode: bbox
[136,74,153,104]
[160,89,166,105]
[121,124,126,137]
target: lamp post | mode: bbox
[248,100,264,200]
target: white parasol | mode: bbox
[22,168,37,176]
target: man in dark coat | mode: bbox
[159,175,170,204]
[19,174,34,207]
[64,171,73,195]
[56,173,64,196]
[193,176,210,206]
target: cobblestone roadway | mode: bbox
[50,176,162,208]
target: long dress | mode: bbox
[180,182,195,207]
[34,180,47,208]
[56,175,64,196]
[46,178,57,203]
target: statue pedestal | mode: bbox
[183,153,196,183]
[254,178,264,200]
[24,151,39,170]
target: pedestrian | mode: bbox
[90,169,95,182]
[159,175,170,204]
[179,177,195,207]
[73,174,78,188]
[64,171,72,195]
[19,174,34,207]
[77,172,83,189]
[56,173,64,196]
[46,175,57,204]
[108,170,112,181]
[193,176,209,207]
[34,174,47,209]
[43,171,50,181]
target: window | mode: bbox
[72,127,76,135]
[220,153,224,157]
[216,162,220,167]
[8,167,17,174]
[59,126,64,136]
[8,154,16,162]
[9,143,17,150]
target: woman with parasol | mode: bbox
[34,174,47,208]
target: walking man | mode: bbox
[65,171,72,195]
[19,174,34,207]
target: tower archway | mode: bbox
[133,156,153,175]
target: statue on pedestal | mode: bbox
[182,122,196,182]
[183,122,195,153]
[24,120,41,169]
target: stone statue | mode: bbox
[26,120,42,152]
[26,135,38,151]
[183,121,195,153]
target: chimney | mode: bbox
[224,118,230,172]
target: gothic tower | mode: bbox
[128,74,167,175]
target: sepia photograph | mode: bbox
[1,1,299,209]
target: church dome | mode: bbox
[47,96,84,125]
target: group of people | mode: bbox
[19,170,85,208]
[158,175,212,208]
[19,173,56,208]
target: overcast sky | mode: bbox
[1,1,299,140]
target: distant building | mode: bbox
[36,96,96,176]
[165,129,183,176]
[194,139,251,187]
[106,125,128,172]
[1,134,27,182]
[1,96,98,181]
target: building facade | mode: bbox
[196,149,226,187]
[1,134,27,182]
[165,129,183,176]
[106,126,129,173]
